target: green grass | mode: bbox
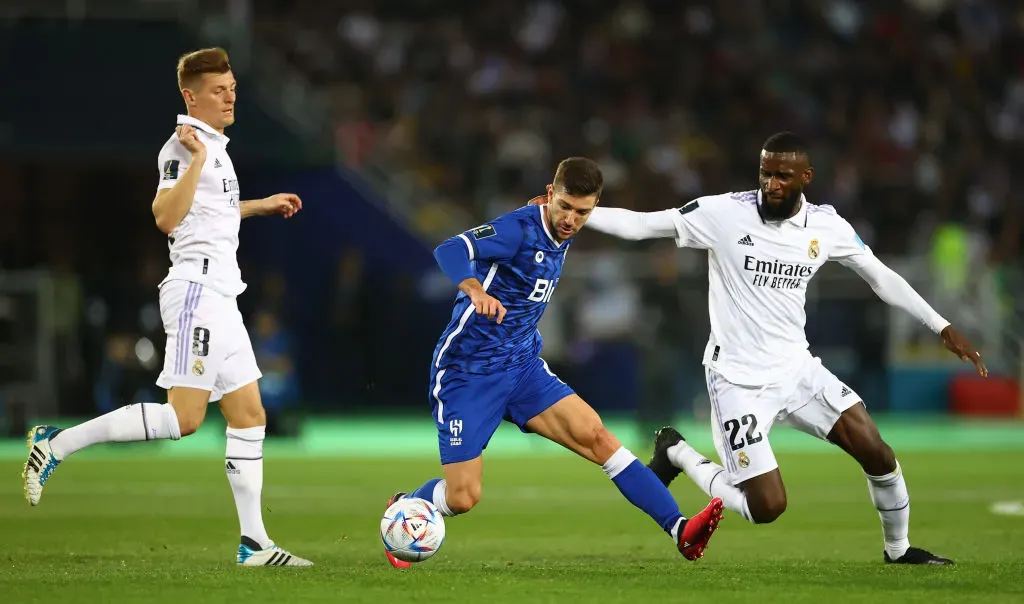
[1,430,1023,603]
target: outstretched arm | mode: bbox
[839,253,988,376]
[585,207,680,241]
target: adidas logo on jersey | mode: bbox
[213,158,223,168]
[737,235,754,246]
[841,386,852,397]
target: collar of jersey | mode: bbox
[536,204,565,247]
[756,190,808,227]
[177,114,230,144]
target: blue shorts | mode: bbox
[429,357,575,464]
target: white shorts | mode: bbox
[705,356,861,483]
[155,280,261,403]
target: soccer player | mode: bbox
[384,158,724,569]
[580,132,986,565]
[22,48,313,567]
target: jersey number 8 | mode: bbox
[192,327,211,357]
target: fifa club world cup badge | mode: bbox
[738,451,751,468]
[808,239,820,260]
[192,359,205,376]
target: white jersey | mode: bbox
[585,190,950,386]
[156,115,244,296]
[665,189,943,385]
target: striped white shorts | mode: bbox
[155,280,261,403]
[705,356,861,483]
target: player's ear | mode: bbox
[545,183,554,202]
[181,87,196,107]
[803,167,814,186]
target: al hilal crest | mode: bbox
[808,239,820,259]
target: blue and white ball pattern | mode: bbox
[380,497,446,562]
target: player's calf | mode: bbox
[445,482,480,514]
[740,472,788,524]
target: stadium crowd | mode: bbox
[255,0,1021,265]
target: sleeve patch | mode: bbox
[678,200,700,216]
[162,159,180,181]
[468,224,497,240]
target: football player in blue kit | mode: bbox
[384,158,724,568]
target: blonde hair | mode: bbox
[176,47,231,91]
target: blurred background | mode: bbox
[0,0,1021,442]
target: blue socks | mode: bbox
[410,478,442,502]
[604,447,685,536]
[406,447,686,535]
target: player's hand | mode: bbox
[176,124,206,158]
[940,325,987,377]
[469,291,507,324]
[260,193,303,218]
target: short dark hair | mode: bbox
[762,131,809,156]
[177,47,232,91]
[553,157,603,198]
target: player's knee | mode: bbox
[748,491,787,524]
[176,413,204,437]
[231,404,266,428]
[446,483,481,514]
[861,439,897,475]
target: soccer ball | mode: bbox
[380,496,446,562]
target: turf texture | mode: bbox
[1,418,1022,604]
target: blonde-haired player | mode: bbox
[23,48,312,567]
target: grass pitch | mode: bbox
[1,420,1022,604]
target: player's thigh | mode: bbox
[213,303,266,428]
[782,358,863,442]
[430,367,510,466]
[218,382,265,429]
[156,281,224,393]
[705,367,782,484]
[514,359,619,464]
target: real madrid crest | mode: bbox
[738,451,751,468]
[192,359,205,376]
[808,238,820,260]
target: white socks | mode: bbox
[432,479,455,516]
[668,439,912,557]
[49,402,181,460]
[601,446,638,479]
[47,405,275,550]
[667,441,753,523]
[866,462,911,560]
[225,426,271,549]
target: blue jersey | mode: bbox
[431,204,571,374]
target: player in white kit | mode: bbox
[583,132,986,565]
[22,48,313,567]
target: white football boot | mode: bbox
[237,537,314,567]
